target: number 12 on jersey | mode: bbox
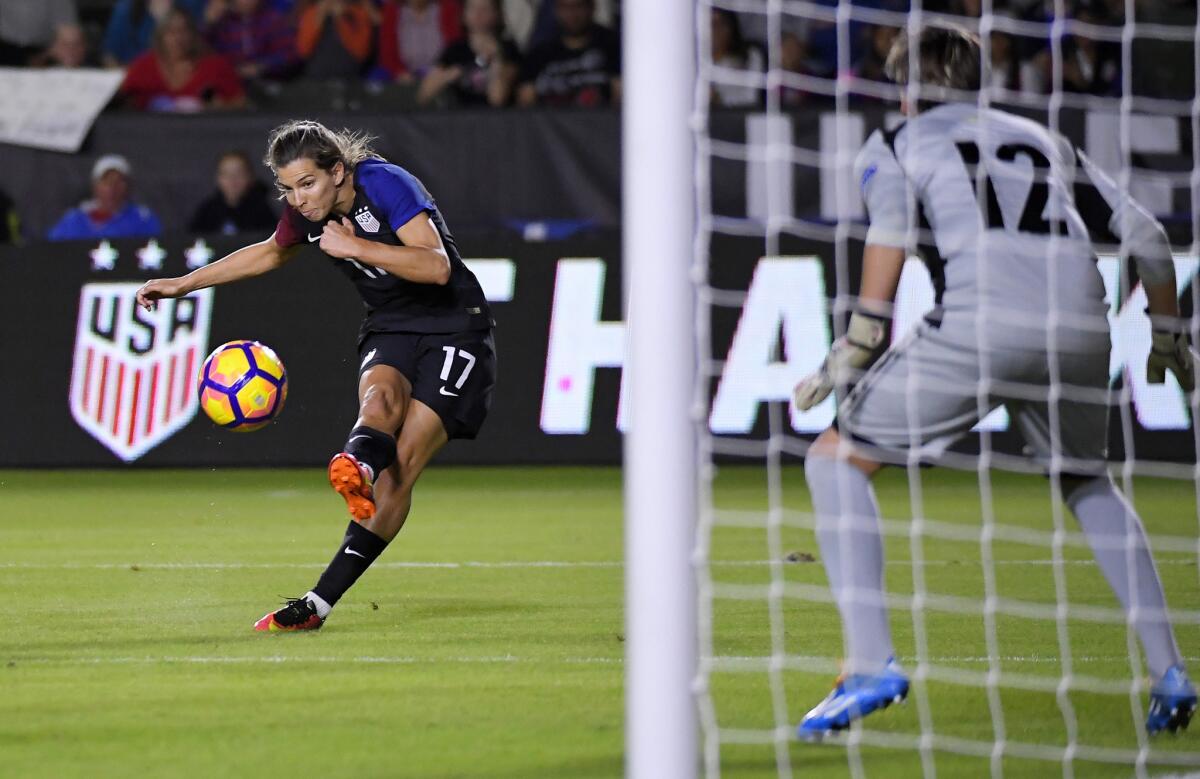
[955,141,1068,237]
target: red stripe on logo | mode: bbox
[164,355,177,423]
[128,369,142,447]
[97,355,110,425]
[146,364,159,436]
[181,347,196,411]
[82,348,94,411]
[112,364,125,437]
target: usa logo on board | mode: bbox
[69,283,214,462]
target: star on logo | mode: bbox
[184,238,214,269]
[89,240,118,271]
[136,239,166,271]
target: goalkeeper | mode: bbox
[794,26,1196,738]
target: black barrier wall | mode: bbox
[1,232,1195,466]
[2,107,1193,243]
[2,233,623,466]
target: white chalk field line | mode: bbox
[10,654,1198,667]
[0,559,1194,570]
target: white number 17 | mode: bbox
[439,347,476,389]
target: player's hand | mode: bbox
[792,312,888,411]
[1147,329,1198,393]
[136,278,187,311]
[793,359,835,411]
[320,217,361,260]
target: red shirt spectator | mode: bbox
[121,8,245,111]
[377,0,461,80]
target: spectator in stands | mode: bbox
[0,0,78,66]
[377,0,462,82]
[296,0,376,79]
[47,155,162,241]
[850,23,898,102]
[104,0,206,66]
[516,0,619,107]
[985,26,1022,96]
[417,0,520,106]
[30,22,99,68]
[121,8,246,111]
[524,0,614,52]
[777,31,814,108]
[1062,5,1119,96]
[188,150,277,235]
[804,0,874,79]
[710,10,763,108]
[204,0,299,82]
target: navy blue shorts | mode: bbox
[358,329,496,440]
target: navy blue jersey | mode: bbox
[275,158,493,337]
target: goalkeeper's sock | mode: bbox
[805,453,893,675]
[343,425,397,482]
[311,520,390,610]
[1066,476,1184,679]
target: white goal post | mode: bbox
[623,1,699,778]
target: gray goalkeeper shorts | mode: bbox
[836,320,1111,475]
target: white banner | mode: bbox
[0,68,125,153]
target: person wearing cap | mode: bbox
[46,154,163,242]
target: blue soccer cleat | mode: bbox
[797,658,910,739]
[1147,665,1197,735]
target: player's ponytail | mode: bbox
[264,120,379,176]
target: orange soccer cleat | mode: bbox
[327,452,376,522]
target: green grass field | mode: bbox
[1,466,1198,778]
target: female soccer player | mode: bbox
[137,120,496,631]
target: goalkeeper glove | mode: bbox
[793,311,888,411]
[1147,315,1197,393]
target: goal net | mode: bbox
[681,1,1200,777]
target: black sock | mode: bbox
[344,425,396,480]
[312,521,389,608]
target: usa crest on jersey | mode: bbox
[69,282,214,462]
[354,207,381,233]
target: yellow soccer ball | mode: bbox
[197,340,288,432]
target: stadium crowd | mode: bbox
[0,0,1193,243]
[0,0,1192,114]
[0,0,622,111]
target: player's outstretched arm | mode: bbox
[794,244,904,411]
[1076,150,1198,392]
[136,233,299,311]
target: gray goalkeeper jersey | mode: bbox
[855,102,1174,352]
